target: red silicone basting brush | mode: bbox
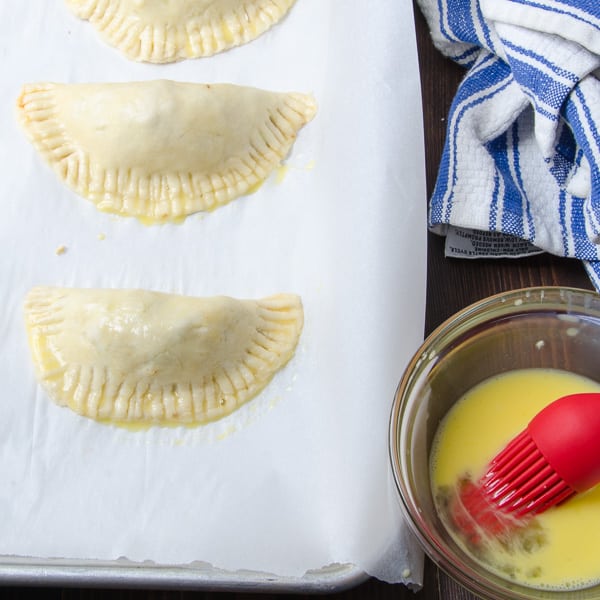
[450,393,600,544]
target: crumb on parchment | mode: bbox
[55,245,67,255]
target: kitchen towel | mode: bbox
[416,0,600,288]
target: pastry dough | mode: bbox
[17,80,317,223]
[65,0,296,63]
[24,286,303,425]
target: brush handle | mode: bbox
[529,393,600,492]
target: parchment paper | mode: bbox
[0,0,427,586]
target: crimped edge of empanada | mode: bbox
[24,286,304,426]
[65,0,296,63]
[16,81,317,223]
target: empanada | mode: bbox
[17,80,317,223]
[65,0,296,63]
[24,286,303,425]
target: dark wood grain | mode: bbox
[4,3,594,599]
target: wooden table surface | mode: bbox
[5,3,594,600]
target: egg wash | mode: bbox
[430,368,600,591]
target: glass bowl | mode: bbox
[389,286,600,600]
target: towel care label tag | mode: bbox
[445,226,544,259]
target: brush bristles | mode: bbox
[481,430,575,516]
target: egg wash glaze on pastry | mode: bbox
[24,286,304,427]
[64,0,297,62]
[17,80,317,224]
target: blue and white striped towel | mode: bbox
[416,0,600,289]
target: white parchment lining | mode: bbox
[0,0,427,586]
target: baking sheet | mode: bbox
[0,0,427,587]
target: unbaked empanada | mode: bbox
[17,80,317,223]
[24,286,303,425]
[65,0,296,63]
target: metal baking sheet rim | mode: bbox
[0,557,367,592]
